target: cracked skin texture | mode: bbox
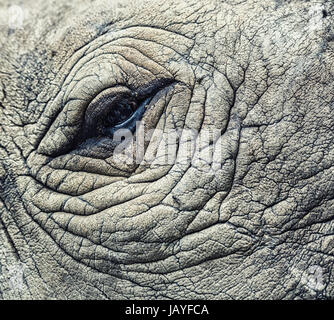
[1,0,334,299]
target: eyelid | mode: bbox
[84,86,132,127]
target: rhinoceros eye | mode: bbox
[37,79,176,158]
[76,79,174,148]
[102,99,137,127]
[96,95,152,138]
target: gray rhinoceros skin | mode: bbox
[0,0,334,299]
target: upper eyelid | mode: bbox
[84,86,133,122]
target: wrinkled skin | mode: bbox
[1,0,334,299]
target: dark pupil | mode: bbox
[103,101,136,127]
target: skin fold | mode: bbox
[0,0,334,299]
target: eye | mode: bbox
[36,78,176,158]
[96,95,151,138]
[75,79,174,150]
[102,99,137,128]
